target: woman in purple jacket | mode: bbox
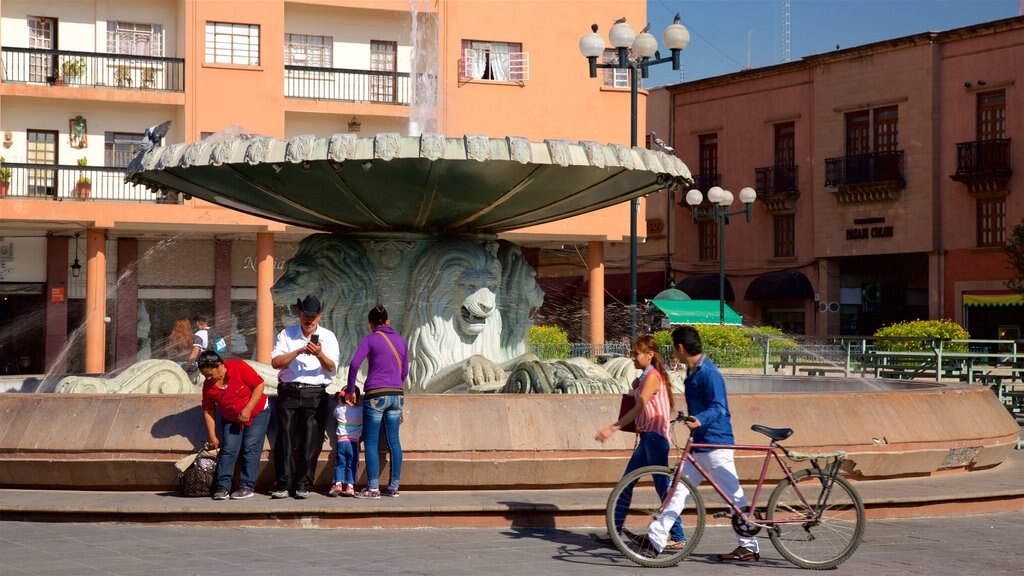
[346,305,409,499]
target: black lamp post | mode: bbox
[685,186,756,324]
[579,14,690,339]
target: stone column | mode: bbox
[45,236,69,373]
[214,239,232,350]
[115,238,138,369]
[588,240,605,350]
[256,232,274,363]
[84,228,107,374]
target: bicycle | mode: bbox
[605,412,865,569]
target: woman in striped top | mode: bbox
[595,335,685,550]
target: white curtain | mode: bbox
[490,44,511,81]
[467,47,487,79]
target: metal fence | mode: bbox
[284,65,411,104]
[825,151,905,187]
[0,163,177,203]
[1,46,184,91]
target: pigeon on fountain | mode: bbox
[613,16,626,24]
[139,121,172,152]
[650,131,674,154]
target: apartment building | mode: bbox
[647,16,1023,339]
[0,0,649,374]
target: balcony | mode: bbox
[1,47,184,91]
[0,163,179,203]
[825,151,905,204]
[754,164,799,213]
[284,65,411,105]
[950,139,1012,195]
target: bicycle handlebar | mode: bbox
[670,411,696,424]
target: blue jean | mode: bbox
[362,395,404,490]
[215,408,270,491]
[334,440,360,485]
[614,432,685,542]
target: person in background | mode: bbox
[346,305,408,499]
[198,350,269,501]
[646,325,760,562]
[186,313,216,370]
[271,295,339,499]
[329,388,363,497]
[594,335,685,552]
[166,318,194,367]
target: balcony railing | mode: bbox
[284,65,411,104]
[825,151,905,187]
[0,163,178,203]
[754,164,798,195]
[955,139,1012,177]
[1,47,184,91]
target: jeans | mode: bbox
[215,408,270,491]
[362,395,404,490]
[273,387,328,491]
[614,432,685,543]
[333,440,360,485]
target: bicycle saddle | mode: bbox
[751,425,794,441]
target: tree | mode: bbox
[1005,218,1024,293]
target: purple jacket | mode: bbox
[346,325,409,395]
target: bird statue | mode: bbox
[650,131,674,154]
[613,16,627,24]
[640,22,650,34]
[139,121,172,152]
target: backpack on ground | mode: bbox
[206,327,228,355]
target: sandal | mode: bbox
[664,539,687,550]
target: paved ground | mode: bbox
[2,512,1022,576]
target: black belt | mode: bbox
[279,382,326,390]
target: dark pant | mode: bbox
[215,408,270,491]
[273,386,328,491]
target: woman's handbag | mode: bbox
[617,393,637,433]
[175,443,220,497]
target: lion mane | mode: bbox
[403,238,503,391]
[497,240,544,359]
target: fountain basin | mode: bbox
[0,378,1016,490]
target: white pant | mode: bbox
[648,448,759,553]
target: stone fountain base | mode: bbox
[1,377,1018,491]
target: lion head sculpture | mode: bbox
[497,240,544,360]
[403,238,504,391]
[271,234,375,374]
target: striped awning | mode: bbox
[963,291,1024,306]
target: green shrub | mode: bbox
[873,319,970,353]
[527,324,570,359]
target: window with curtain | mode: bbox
[107,22,164,56]
[284,33,332,67]
[206,22,260,66]
[462,40,526,82]
[105,132,143,167]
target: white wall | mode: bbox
[284,4,412,72]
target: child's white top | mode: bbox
[334,404,363,442]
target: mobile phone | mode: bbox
[310,334,319,345]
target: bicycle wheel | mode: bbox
[605,465,705,568]
[766,469,865,569]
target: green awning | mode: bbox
[651,299,743,325]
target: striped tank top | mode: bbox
[633,366,671,440]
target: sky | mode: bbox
[643,0,1022,87]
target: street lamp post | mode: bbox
[579,15,690,339]
[685,186,757,324]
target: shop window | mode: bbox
[765,308,805,335]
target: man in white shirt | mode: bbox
[270,295,340,499]
[185,313,212,371]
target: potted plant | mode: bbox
[0,156,10,197]
[60,57,87,83]
[74,157,91,199]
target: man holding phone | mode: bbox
[270,295,340,499]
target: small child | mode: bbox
[329,389,363,497]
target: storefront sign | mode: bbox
[0,237,47,282]
[241,256,286,272]
[846,225,893,240]
[51,287,65,302]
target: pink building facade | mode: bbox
[650,17,1024,338]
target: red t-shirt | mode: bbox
[202,360,267,426]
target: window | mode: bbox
[697,133,718,189]
[105,132,143,167]
[977,197,1005,247]
[845,111,870,155]
[978,91,1005,141]
[28,16,55,83]
[602,49,628,88]
[284,33,332,67]
[205,22,259,66]
[370,40,397,103]
[27,130,57,197]
[698,220,717,262]
[462,40,528,82]
[874,106,899,152]
[773,214,795,258]
[107,22,163,56]
[774,122,795,166]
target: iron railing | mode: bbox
[284,65,411,104]
[825,151,905,187]
[754,164,798,195]
[1,46,184,91]
[955,139,1012,176]
[0,163,177,203]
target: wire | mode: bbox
[653,0,747,72]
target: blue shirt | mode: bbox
[684,355,735,450]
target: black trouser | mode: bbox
[273,385,328,491]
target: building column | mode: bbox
[256,232,274,363]
[84,228,107,374]
[588,241,605,349]
[115,238,138,369]
[214,239,232,350]
[45,236,69,374]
